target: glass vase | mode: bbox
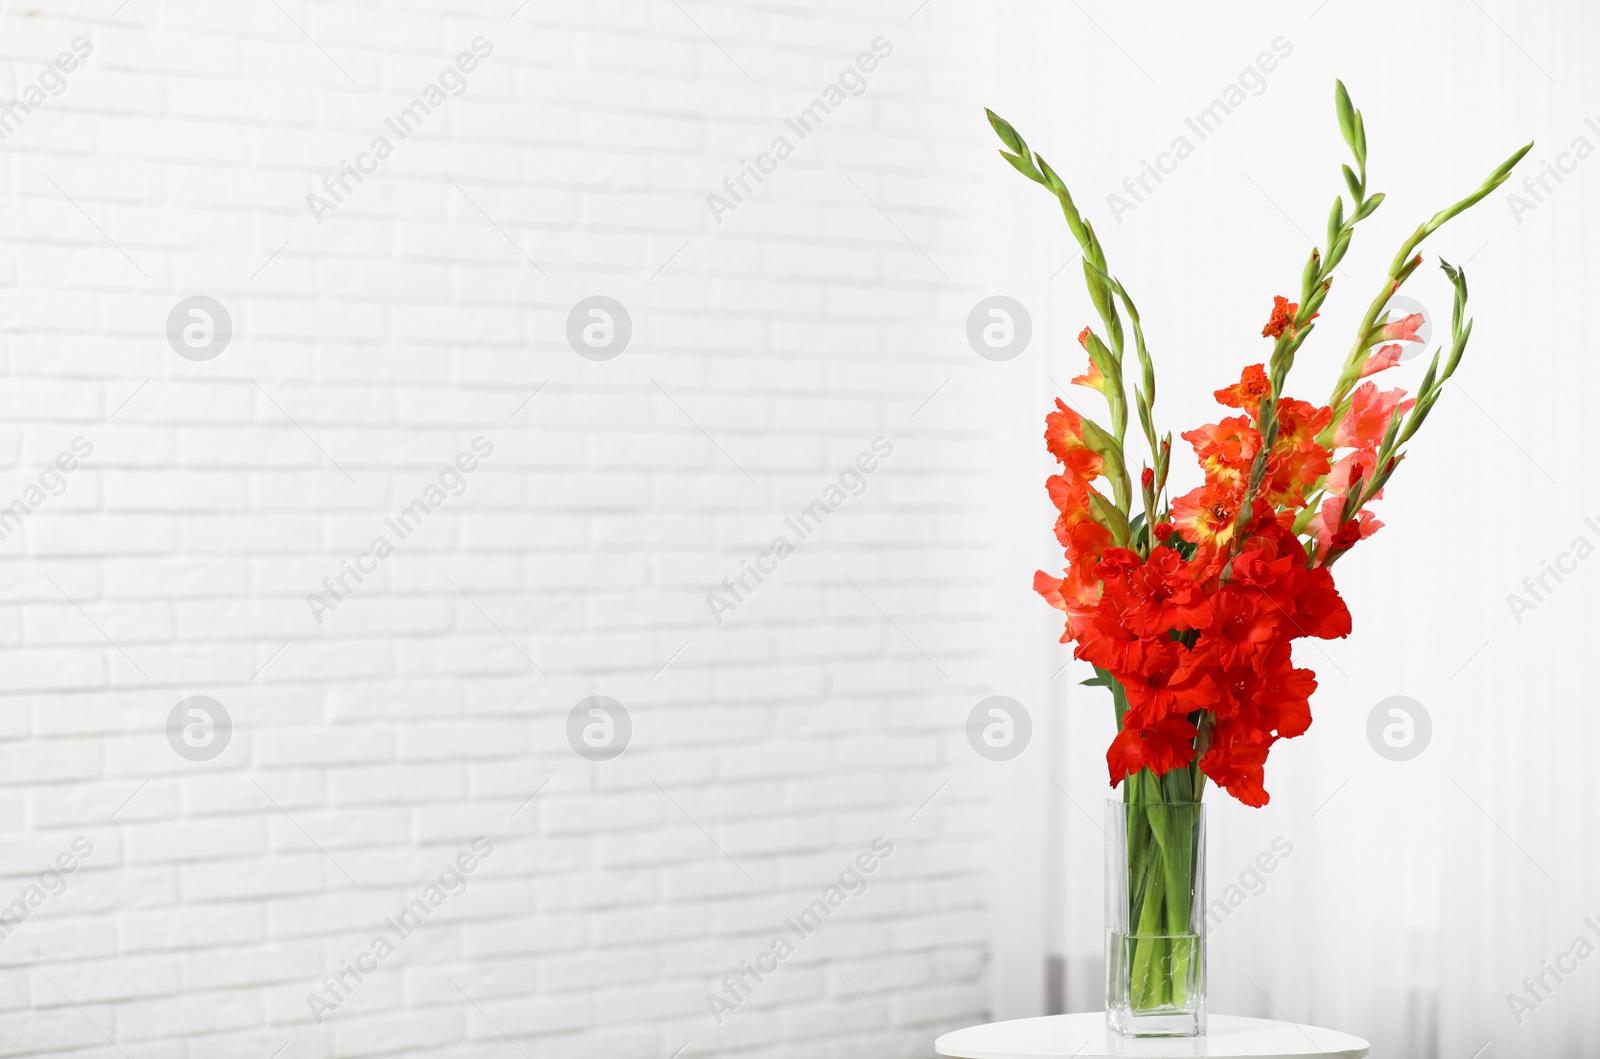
[1104,798,1206,1038]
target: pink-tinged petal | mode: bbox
[1307,496,1344,560]
[1324,449,1375,497]
[1359,344,1405,378]
[1379,312,1425,344]
[1334,383,1415,449]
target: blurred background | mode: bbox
[0,0,1594,1056]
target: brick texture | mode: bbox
[0,1,997,1055]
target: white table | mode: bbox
[935,1014,1369,1059]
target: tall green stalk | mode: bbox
[1119,768,1201,1014]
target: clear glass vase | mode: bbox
[1104,798,1206,1038]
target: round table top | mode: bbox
[934,1014,1370,1059]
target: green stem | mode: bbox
[1121,769,1202,1015]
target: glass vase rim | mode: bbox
[1105,797,1207,807]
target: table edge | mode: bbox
[933,1013,1370,1059]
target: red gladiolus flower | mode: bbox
[1279,561,1354,639]
[1110,545,1214,636]
[1108,716,1199,786]
[1323,448,1376,499]
[1307,496,1382,566]
[1249,641,1319,739]
[1048,473,1109,552]
[1045,399,1105,484]
[1200,723,1275,807]
[1073,328,1112,392]
[1170,482,1243,558]
[1261,295,1317,339]
[1119,643,1217,728]
[1331,518,1364,551]
[1201,586,1280,669]
[1183,416,1260,488]
[1215,364,1271,412]
[1034,570,1066,611]
[1033,338,1398,806]
[1262,398,1334,506]
[1230,546,1299,594]
[1011,105,1505,809]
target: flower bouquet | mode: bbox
[986,82,1529,1037]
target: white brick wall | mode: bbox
[0,1,999,1055]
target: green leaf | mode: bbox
[1342,164,1362,202]
[1081,328,1119,381]
[1334,80,1357,152]
[1090,492,1132,544]
[1440,257,1469,325]
[1300,247,1321,295]
[1354,191,1385,220]
[1415,349,1441,397]
[1083,261,1120,346]
[985,108,1025,154]
[1331,228,1352,262]
[1000,150,1043,183]
[1423,141,1535,234]
[1036,153,1068,196]
[1488,141,1535,187]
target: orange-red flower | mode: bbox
[1073,328,1108,393]
[1261,295,1317,339]
[1261,408,1334,508]
[1182,416,1260,489]
[1214,364,1271,413]
[1170,482,1243,558]
[1036,352,1367,807]
[1045,399,1105,483]
[1010,97,1497,808]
